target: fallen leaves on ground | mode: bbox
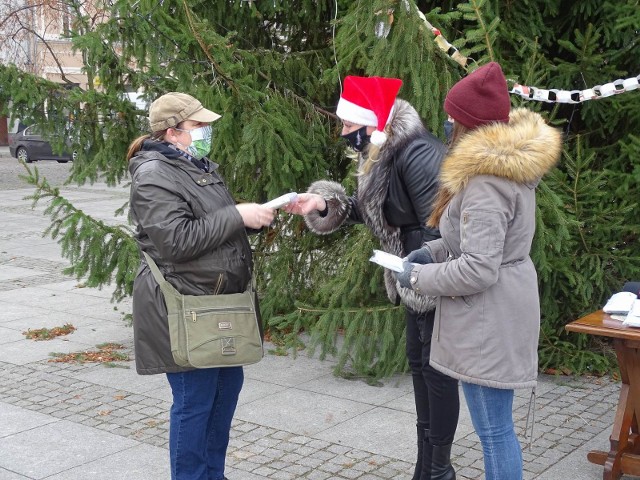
[49,343,130,364]
[23,324,76,340]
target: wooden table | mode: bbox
[566,310,640,480]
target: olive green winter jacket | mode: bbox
[128,140,252,375]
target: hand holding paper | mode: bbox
[263,192,298,209]
[282,193,326,215]
[369,250,405,273]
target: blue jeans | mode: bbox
[461,382,522,480]
[166,367,244,480]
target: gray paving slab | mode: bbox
[0,287,107,311]
[0,336,107,365]
[235,387,376,436]
[536,428,611,480]
[69,360,167,395]
[0,265,48,281]
[0,468,31,480]
[45,444,169,480]
[0,301,53,323]
[237,377,288,406]
[0,403,59,438]
[313,406,422,462]
[0,420,139,479]
[2,309,105,331]
[243,352,337,387]
[296,372,414,407]
[0,176,635,479]
[0,326,28,345]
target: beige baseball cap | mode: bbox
[148,92,221,131]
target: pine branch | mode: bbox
[20,162,138,301]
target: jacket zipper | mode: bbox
[436,296,443,341]
[213,274,224,295]
[436,252,455,341]
[462,211,468,240]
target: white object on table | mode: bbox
[603,291,637,314]
[623,300,640,327]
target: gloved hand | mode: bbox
[405,247,433,265]
[394,261,416,290]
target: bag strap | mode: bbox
[142,251,181,298]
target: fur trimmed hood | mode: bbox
[439,108,562,194]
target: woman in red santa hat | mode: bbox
[286,75,459,480]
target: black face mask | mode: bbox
[444,120,454,143]
[341,126,370,152]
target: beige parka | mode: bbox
[410,108,562,389]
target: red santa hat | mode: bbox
[336,76,403,147]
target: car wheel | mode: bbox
[16,147,33,163]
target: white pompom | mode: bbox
[370,129,387,146]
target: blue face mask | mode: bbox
[341,126,370,152]
[444,120,454,143]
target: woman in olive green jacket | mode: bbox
[127,92,274,480]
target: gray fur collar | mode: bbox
[358,100,435,313]
[305,99,436,312]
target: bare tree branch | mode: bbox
[14,13,77,86]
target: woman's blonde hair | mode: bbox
[426,121,470,228]
[357,124,390,175]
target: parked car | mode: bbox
[8,125,75,163]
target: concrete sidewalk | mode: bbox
[0,153,625,479]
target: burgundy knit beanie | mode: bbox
[444,62,511,129]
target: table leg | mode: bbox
[596,340,640,480]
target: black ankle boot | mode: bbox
[420,428,433,480]
[431,443,455,480]
[412,425,427,480]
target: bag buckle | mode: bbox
[221,337,236,355]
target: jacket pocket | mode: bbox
[461,210,505,255]
[460,294,474,308]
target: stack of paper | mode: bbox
[369,250,405,273]
[623,300,640,327]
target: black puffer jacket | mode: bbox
[303,99,446,312]
[128,140,252,375]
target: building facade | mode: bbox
[0,1,106,144]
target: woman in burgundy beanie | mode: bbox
[396,62,562,480]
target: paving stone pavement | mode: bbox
[0,147,630,479]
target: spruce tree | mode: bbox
[0,0,638,378]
